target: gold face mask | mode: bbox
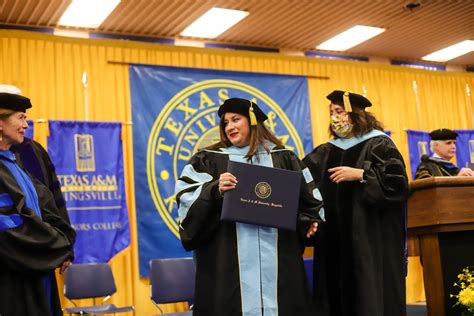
[330,114,353,138]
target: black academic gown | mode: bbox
[0,159,75,316]
[175,146,322,316]
[414,157,459,179]
[12,138,72,230]
[303,131,408,316]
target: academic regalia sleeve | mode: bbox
[362,137,409,206]
[175,151,223,251]
[30,142,76,258]
[0,168,74,273]
[35,179,76,247]
[414,162,433,179]
[16,140,76,260]
[280,151,323,242]
[32,141,72,229]
[303,144,331,188]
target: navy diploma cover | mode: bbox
[221,161,301,230]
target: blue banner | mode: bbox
[47,121,130,263]
[454,129,474,169]
[130,64,313,276]
[25,120,33,140]
[406,130,431,179]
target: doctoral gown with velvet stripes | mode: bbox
[414,157,459,179]
[175,145,323,316]
[12,137,76,256]
[0,150,75,316]
[303,130,409,316]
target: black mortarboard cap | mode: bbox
[218,98,268,125]
[326,90,372,111]
[0,93,32,112]
[429,128,458,141]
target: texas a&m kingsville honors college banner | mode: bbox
[129,65,313,276]
[48,121,130,263]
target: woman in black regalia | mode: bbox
[0,92,75,316]
[303,90,409,316]
[175,97,322,316]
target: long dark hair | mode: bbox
[329,103,384,138]
[205,114,284,160]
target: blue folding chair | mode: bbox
[150,258,195,315]
[63,263,134,315]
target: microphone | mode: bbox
[420,154,431,163]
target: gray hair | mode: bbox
[0,84,22,94]
[430,140,440,153]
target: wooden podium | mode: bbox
[408,177,474,316]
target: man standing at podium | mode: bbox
[414,128,474,179]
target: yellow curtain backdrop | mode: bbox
[1,30,474,315]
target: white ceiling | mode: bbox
[1,0,473,66]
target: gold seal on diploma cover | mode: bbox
[255,182,271,199]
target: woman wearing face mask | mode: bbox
[303,90,409,316]
[175,97,322,316]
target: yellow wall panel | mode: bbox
[2,29,474,314]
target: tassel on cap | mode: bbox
[343,91,353,112]
[326,90,372,111]
[249,100,257,126]
[218,98,268,123]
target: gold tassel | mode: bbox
[343,91,353,112]
[249,101,257,126]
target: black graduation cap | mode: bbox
[218,98,268,126]
[0,93,32,112]
[326,90,372,112]
[429,128,458,141]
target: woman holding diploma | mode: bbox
[303,90,408,316]
[175,97,322,316]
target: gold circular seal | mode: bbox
[147,79,304,238]
[255,182,272,199]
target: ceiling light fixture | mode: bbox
[422,40,474,62]
[181,8,249,39]
[317,25,385,51]
[58,0,121,28]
